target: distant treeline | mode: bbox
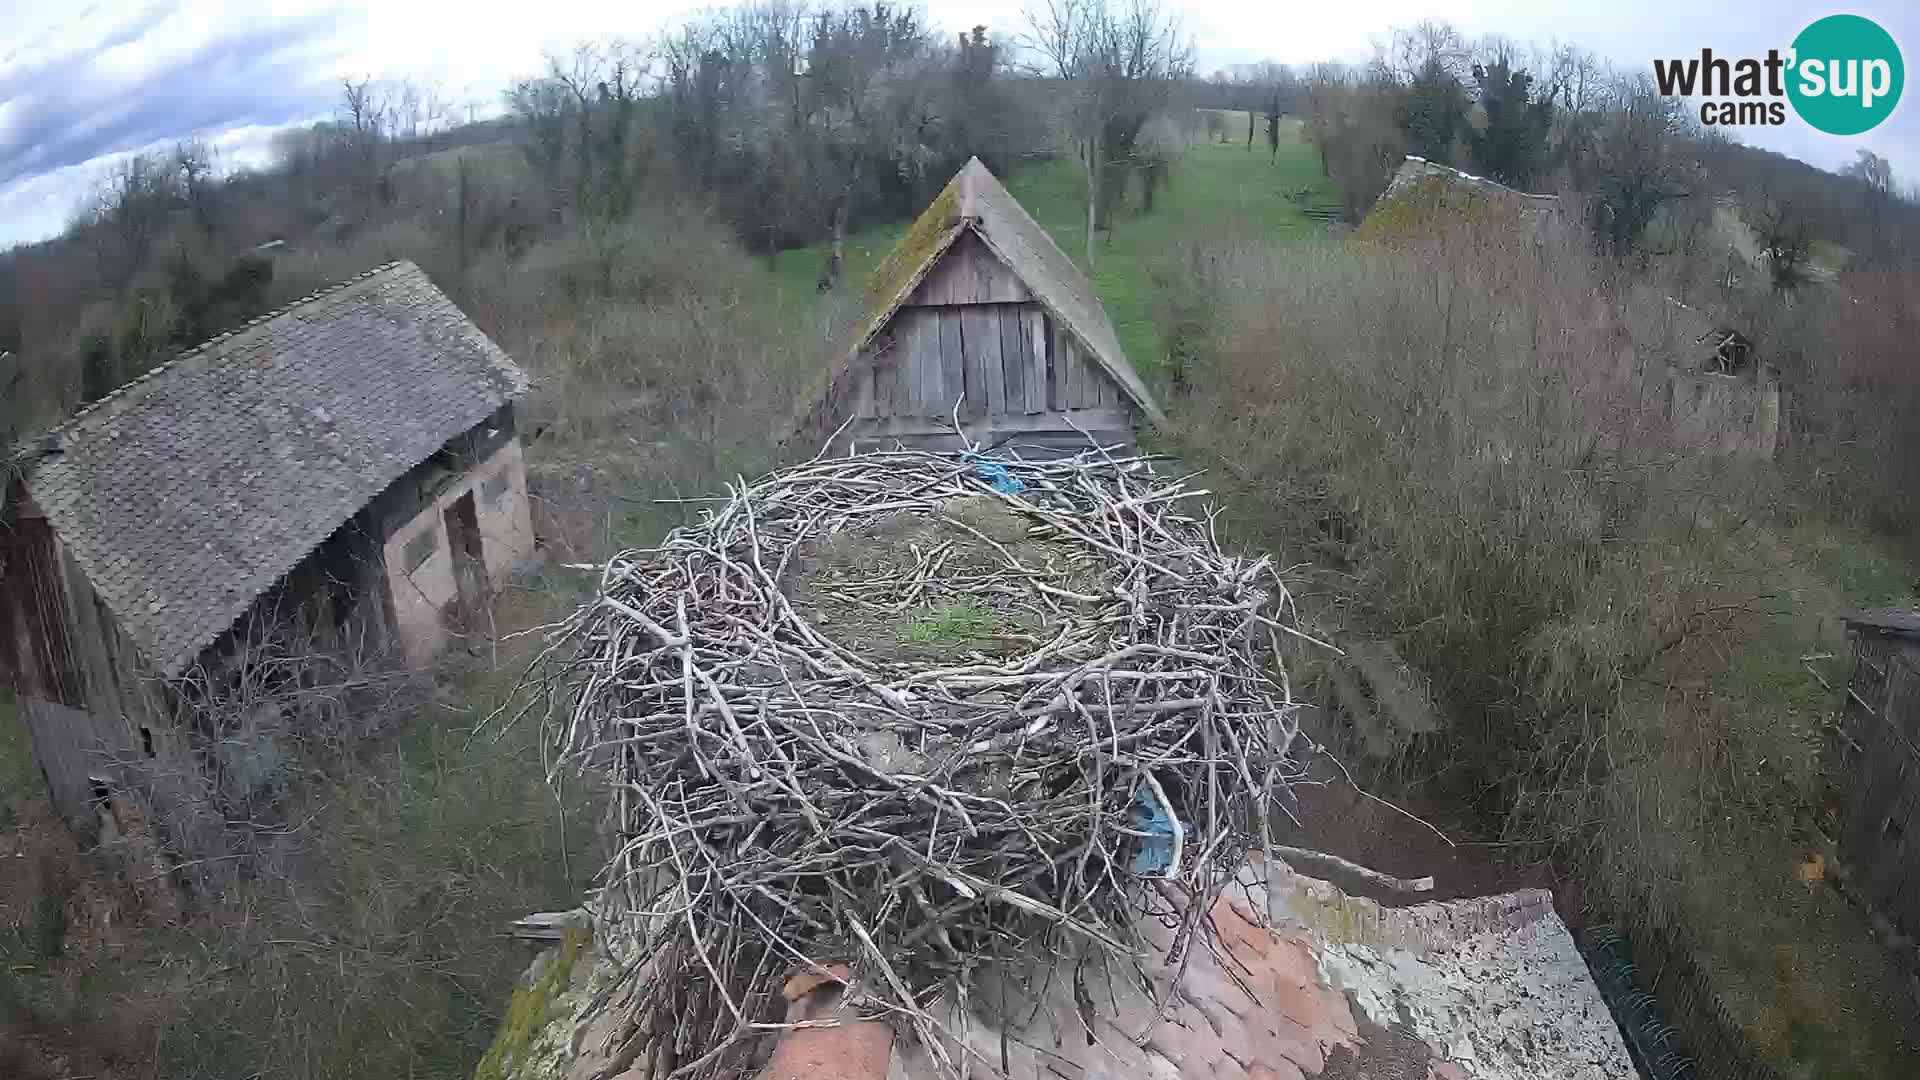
[1294,20,1919,269]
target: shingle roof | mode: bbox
[21,261,528,677]
[852,158,1164,426]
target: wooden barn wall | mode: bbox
[1839,636,1920,932]
[0,503,175,834]
[907,232,1032,307]
[849,237,1133,455]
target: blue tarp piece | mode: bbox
[963,451,1025,496]
[1130,784,1180,874]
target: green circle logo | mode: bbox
[1788,15,1904,135]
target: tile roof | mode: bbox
[21,261,528,677]
[851,157,1165,426]
[564,859,1634,1080]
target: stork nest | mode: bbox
[526,447,1319,1078]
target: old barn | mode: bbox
[800,157,1163,457]
[0,261,533,844]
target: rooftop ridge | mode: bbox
[39,261,409,444]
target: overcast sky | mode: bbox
[2,0,1914,249]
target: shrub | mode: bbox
[1748,267,1920,552]
[1175,213,1782,909]
[452,202,849,556]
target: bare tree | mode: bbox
[1387,20,1468,82]
[340,77,391,193]
[172,138,217,237]
[340,77,386,140]
[532,40,653,217]
[84,153,178,292]
[1026,0,1192,267]
[1548,43,1610,118]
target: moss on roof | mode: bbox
[863,174,963,329]
[1356,174,1493,244]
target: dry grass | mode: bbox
[0,618,599,1080]
[1173,212,1919,1075]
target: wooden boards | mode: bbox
[1051,322,1118,410]
[908,233,1031,307]
[861,302,1122,423]
[1842,645,1920,931]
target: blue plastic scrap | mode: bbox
[962,451,1025,496]
[1130,784,1181,874]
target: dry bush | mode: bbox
[455,202,852,557]
[149,646,598,1080]
[1750,266,1920,551]
[1302,72,1408,223]
[265,218,442,303]
[0,613,597,1080]
[1174,214,1788,921]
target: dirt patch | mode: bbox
[785,496,1095,667]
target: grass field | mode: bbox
[770,119,1338,381]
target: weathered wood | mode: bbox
[854,351,878,419]
[913,259,948,305]
[998,308,1026,415]
[917,310,939,415]
[871,341,896,418]
[1061,329,1088,408]
[905,311,940,414]
[908,233,1031,307]
[937,308,966,417]
[1026,310,1048,415]
[1841,644,1920,935]
[853,407,1133,440]
[964,307,1000,419]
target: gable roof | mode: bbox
[19,261,528,677]
[854,157,1164,426]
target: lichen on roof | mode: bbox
[1357,173,1494,243]
[1360,156,1557,245]
[862,173,963,329]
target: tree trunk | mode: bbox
[818,200,848,291]
[1085,127,1100,270]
